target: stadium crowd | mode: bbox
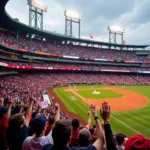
[0,72,150,116]
[0,30,150,61]
[0,87,150,150]
[0,29,150,150]
[1,59,150,72]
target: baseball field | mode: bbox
[50,85,150,138]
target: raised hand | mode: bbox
[87,111,91,117]
[43,110,50,119]
[55,103,60,111]
[0,97,4,106]
[8,96,14,105]
[100,102,110,122]
[29,95,36,103]
[90,104,97,117]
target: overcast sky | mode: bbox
[5,0,150,45]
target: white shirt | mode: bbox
[116,145,125,150]
[22,131,53,150]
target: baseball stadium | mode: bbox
[0,0,150,150]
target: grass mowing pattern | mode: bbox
[77,89,122,99]
[54,86,150,138]
[54,87,90,122]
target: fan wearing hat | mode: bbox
[22,103,60,150]
[0,99,13,150]
[115,133,125,150]
[125,134,150,150]
[102,102,150,150]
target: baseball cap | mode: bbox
[125,134,150,150]
[31,116,47,134]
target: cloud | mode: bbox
[44,19,55,26]
[5,0,150,45]
[6,1,28,24]
[124,21,150,45]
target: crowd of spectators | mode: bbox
[1,92,150,150]
[1,30,150,150]
[0,73,150,103]
[1,59,150,72]
[0,30,150,61]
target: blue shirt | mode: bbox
[43,144,97,150]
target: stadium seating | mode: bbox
[1,59,150,71]
[1,30,150,61]
[1,25,150,150]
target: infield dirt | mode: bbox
[65,88,148,112]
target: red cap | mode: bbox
[125,134,150,150]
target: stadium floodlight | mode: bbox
[65,10,81,20]
[27,0,48,29]
[27,0,47,12]
[108,24,125,44]
[108,25,125,33]
[64,10,81,38]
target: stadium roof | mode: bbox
[0,0,149,49]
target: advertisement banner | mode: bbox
[63,55,79,59]
[34,67,48,70]
[136,61,143,64]
[35,51,59,57]
[48,67,53,70]
[144,61,150,64]
[124,61,136,63]
[18,48,29,52]
[0,62,8,67]
[94,58,108,61]
[101,69,130,73]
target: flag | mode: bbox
[90,35,93,39]
[123,41,127,45]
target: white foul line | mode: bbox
[111,113,141,134]
[70,87,141,134]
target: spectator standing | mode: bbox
[115,133,125,150]
[79,128,92,147]
[43,104,104,150]
[45,117,54,136]
[125,134,150,150]
[0,99,13,150]
[22,103,60,150]
[6,96,34,150]
[70,111,91,147]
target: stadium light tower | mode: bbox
[27,0,48,29]
[108,25,125,44]
[64,10,81,38]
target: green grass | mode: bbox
[77,89,122,99]
[54,85,150,138]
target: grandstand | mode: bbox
[0,0,150,150]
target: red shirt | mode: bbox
[93,130,97,136]
[70,129,80,147]
[72,129,80,138]
[0,117,8,150]
[45,124,53,136]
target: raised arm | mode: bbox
[25,96,34,127]
[54,103,60,123]
[5,98,13,119]
[85,111,91,129]
[100,102,118,150]
[45,103,60,139]
[0,97,4,106]
[90,104,105,150]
